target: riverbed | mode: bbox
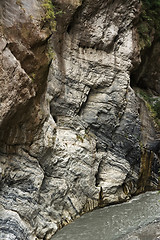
[52,191,160,240]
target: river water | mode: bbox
[52,191,160,240]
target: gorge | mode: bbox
[0,0,160,239]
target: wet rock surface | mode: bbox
[52,191,160,240]
[121,221,160,240]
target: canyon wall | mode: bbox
[0,0,159,239]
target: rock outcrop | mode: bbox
[0,0,159,239]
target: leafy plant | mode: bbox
[138,0,160,49]
[42,0,56,32]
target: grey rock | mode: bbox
[0,0,159,239]
[121,220,160,240]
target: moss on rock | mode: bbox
[138,0,160,49]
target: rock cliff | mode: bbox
[0,0,160,239]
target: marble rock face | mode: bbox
[0,0,159,239]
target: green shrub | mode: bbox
[138,0,160,49]
[42,0,56,31]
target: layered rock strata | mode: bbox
[0,0,159,239]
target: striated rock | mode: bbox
[49,0,143,202]
[0,205,35,240]
[0,0,159,239]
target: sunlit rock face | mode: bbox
[0,0,159,239]
[0,0,50,148]
[48,0,142,205]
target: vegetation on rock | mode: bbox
[16,0,22,7]
[138,89,160,128]
[138,0,160,49]
[42,0,56,31]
